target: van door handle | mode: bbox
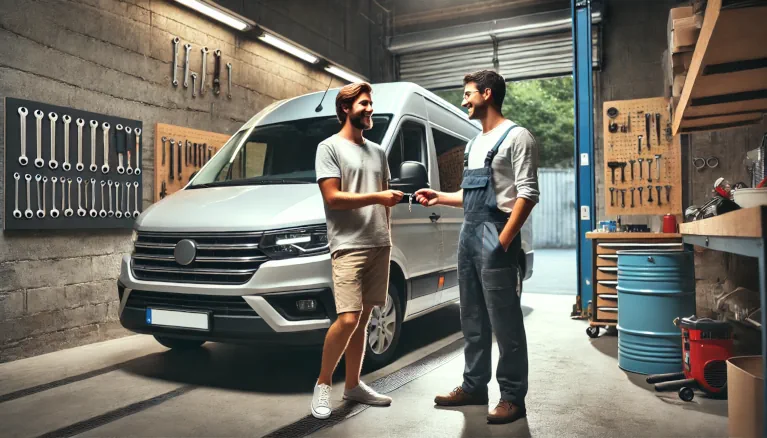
[429,213,441,223]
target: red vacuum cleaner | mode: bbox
[646,315,733,401]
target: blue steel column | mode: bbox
[572,0,595,316]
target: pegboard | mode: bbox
[603,97,682,216]
[3,97,143,230]
[153,123,231,201]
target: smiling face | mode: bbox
[345,92,374,130]
[461,82,490,120]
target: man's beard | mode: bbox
[467,103,487,120]
[349,112,373,130]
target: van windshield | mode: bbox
[188,115,392,188]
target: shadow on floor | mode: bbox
[623,368,728,418]
[119,304,465,395]
[434,405,532,438]
[589,331,618,360]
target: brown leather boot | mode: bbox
[434,386,488,406]
[487,400,526,424]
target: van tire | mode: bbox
[364,283,403,370]
[154,335,205,350]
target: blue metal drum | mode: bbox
[616,249,696,375]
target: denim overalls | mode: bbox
[458,124,528,407]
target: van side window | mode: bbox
[432,127,468,193]
[388,121,427,180]
[216,141,267,181]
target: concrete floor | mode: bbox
[0,293,727,438]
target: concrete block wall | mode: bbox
[0,0,341,362]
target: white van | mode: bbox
[118,82,534,367]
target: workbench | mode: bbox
[585,232,684,338]
[680,206,767,436]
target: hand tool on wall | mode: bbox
[665,185,672,203]
[645,113,652,151]
[208,146,213,162]
[50,177,60,218]
[99,181,107,218]
[620,189,626,208]
[34,110,44,168]
[35,175,44,218]
[161,136,167,165]
[126,127,134,175]
[618,162,627,183]
[654,154,662,181]
[647,158,654,183]
[25,174,34,219]
[108,180,114,217]
[13,173,22,219]
[655,113,661,147]
[115,124,125,174]
[48,112,59,170]
[629,160,636,181]
[191,72,198,98]
[64,178,73,217]
[169,139,175,180]
[200,47,209,96]
[655,186,662,206]
[115,182,122,219]
[213,49,222,95]
[609,187,615,207]
[89,178,98,217]
[89,120,99,172]
[18,107,29,166]
[178,140,182,180]
[607,161,620,185]
[160,181,167,199]
[638,186,644,206]
[693,156,719,171]
[76,177,86,217]
[172,37,180,87]
[638,158,644,180]
[183,43,192,88]
[134,128,142,175]
[637,135,643,155]
[630,187,636,208]
[647,185,654,203]
[62,115,72,171]
[125,182,132,218]
[133,182,141,218]
[193,142,198,167]
[41,176,48,218]
[84,179,89,211]
[102,122,111,174]
[227,62,232,99]
[76,118,85,171]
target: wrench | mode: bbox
[90,178,98,217]
[76,118,85,171]
[64,178,73,217]
[62,115,72,171]
[107,181,114,217]
[200,47,209,95]
[647,158,654,183]
[172,37,180,87]
[48,112,59,169]
[638,186,644,206]
[191,72,198,98]
[13,173,22,219]
[126,126,133,175]
[102,122,111,174]
[655,154,662,182]
[133,181,140,218]
[35,175,45,218]
[115,182,122,219]
[50,177,60,218]
[178,141,182,180]
[226,62,232,99]
[183,43,192,88]
[656,186,663,206]
[34,110,44,168]
[100,181,107,218]
[89,120,99,172]
[134,128,142,175]
[116,124,125,174]
[84,179,90,210]
[25,174,33,219]
[125,182,132,217]
[213,49,222,95]
[76,177,86,217]
[169,139,175,180]
[647,185,654,203]
[161,136,167,166]
[18,107,29,166]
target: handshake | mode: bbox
[374,189,440,208]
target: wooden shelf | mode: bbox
[672,0,767,135]
[586,232,681,240]
[680,206,765,238]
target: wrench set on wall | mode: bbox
[3,97,143,230]
[603,97,683,216]
[172,37,232,99]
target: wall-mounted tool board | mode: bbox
[153,123,231,201]
[603,97,682,216]
[4,97,143,230]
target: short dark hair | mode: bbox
[335,82,372,124]
[463,70,506,109]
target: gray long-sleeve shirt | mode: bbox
[466,119,540,213]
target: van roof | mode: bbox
[240,82,476,131]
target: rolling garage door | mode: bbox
[392,9,601,90]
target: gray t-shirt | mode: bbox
[315,134,391,254]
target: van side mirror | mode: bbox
[390,161,429,194]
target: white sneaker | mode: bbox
[343,381,392,406]
[311,383,332,419]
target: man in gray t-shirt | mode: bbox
[310,82,404,420]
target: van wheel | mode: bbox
[365,283,403,369]
[154,335,205,350]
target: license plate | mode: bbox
[146,308,209,330]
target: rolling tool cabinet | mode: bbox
[585,232,683,338]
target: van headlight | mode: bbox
[260,227,329,259]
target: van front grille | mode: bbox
[131,231,266,285]
[125,290,256,316]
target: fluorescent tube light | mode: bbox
[175,0,250,31]
[324,65,365,83]
[259,33,319,64]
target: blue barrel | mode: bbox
[616,249,696,375]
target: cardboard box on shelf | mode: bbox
[673,16,702,48]
[673,73,687,98]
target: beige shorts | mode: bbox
[331,246,391,314]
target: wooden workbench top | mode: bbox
[586,232,682,240]
[680,206,765,238]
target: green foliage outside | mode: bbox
[434,76,575,169]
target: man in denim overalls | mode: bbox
[415,70,539,424]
